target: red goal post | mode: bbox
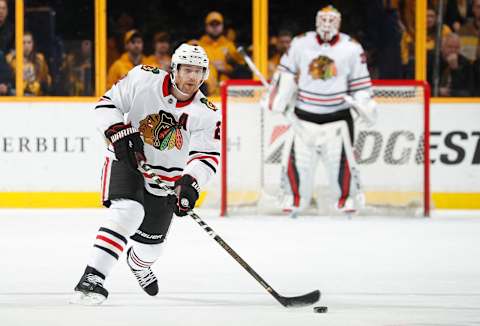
[220,79,430,217]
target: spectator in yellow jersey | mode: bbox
[145,32,171,72]
[427,6,453,51]
[198,11,243,95]
[458,0,480,62]
[399,0,416,78]
[444,0,470,32]
[59,40,93,96]
[268,30,292,79]
[7,31,51,96]
[401,5,452,77]
[107,29,149,89]
[107,13,135,70]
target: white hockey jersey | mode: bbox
[279,31,372,115]
[94,65,221,196]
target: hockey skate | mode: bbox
[126,247,158,296]
[71,266,109,305]
[336,193,365,216]
[280,195,301,218]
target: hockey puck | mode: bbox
[313,306,328,313]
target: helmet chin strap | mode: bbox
[170,72,191,97]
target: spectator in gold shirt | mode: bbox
[268,30,292,79]
[7,31,51,96]
[106,29,149,89]
[198,11,243,96]
[426,6,453,51]
[458,0,480,62]
[58,39,93,96]
[400,5,452,77]
[145,32,171,72]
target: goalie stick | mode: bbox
[138,161,321,308]
[237,46,316,147]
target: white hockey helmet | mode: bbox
[316,5,341,41]
[171,43,210,83]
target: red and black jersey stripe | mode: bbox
[187,150,220,173]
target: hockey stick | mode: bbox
[237,46,269,86]
[138,161,321,308]
[237,46,316,147]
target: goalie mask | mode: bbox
[316,6,341,42]
[171,44,210,96]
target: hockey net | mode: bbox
[202,80,430,217]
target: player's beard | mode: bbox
[179,81,200,96]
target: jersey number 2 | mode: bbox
[214,121,221,140]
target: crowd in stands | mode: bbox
[0,0,479,97]
[390,0,480,96]
[105,10,250,96]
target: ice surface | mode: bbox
[1,209,479,326]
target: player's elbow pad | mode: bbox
[268,71,297,114]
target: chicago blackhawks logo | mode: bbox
[200,97,217,111]
[140,64,160,74]
[139,110,188,151]
[308,55,337,80]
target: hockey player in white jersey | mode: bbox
[72,44,221,305]
[268,5,377,215]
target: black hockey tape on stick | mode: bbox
[138,161,321,308]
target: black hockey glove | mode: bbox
[105,122,146,170]
[173,175,200,216]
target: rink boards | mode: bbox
[0,100,479,209]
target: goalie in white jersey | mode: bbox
[268,6,377,214]
[72,44,221,304]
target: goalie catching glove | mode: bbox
[174,175,200,216]
[105,122,146,170]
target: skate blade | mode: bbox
[70,291,107,306]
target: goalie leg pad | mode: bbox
[285,122,320,210]
[320,119,363,210]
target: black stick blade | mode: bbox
[278,290,321,308]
